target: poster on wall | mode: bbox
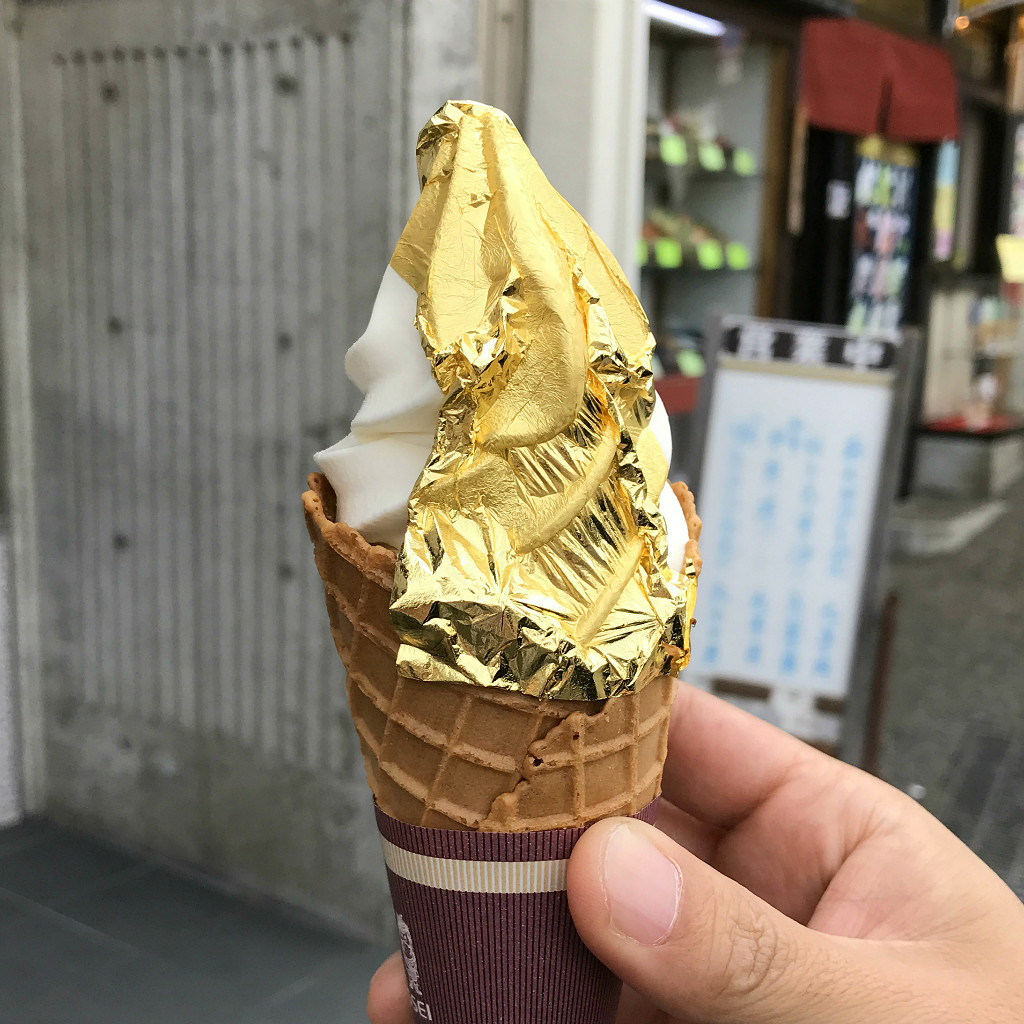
[848,136,918,334]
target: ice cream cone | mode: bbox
[303,472,701,832]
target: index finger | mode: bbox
[661,682,833,829]
[367,952,414,1024]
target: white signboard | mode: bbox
[687,317,899,742]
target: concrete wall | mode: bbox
[0,0,29,827]
[6,0,480,942]
[0,535,19,827]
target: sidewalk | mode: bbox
[0,820,389,1024]
[882,480,1024,899]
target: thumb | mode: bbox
[567,818,884,1024]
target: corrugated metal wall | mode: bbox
[12,0,480,939]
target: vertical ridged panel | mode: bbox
[144,47,177,726]
[250,37,280,757]
[38,29,376,766]
[275,36,302,766]
[106,50,139,720]
[208,43,237,746]
[187,43,217,742]
[298,36,325,772]
[230,41,258,751]
[85,54,121,713]
[124,50,155,723]
[52,58,88,705]
[321,31,353,776]
[13,0,495,941]
[167,46,199,730]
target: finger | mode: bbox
[615,983,675,1024]
[568,818,895,1024]
[662,684,836,829]
[655,796,723,863]
[367,952,415,1024]
[662,687,917,923]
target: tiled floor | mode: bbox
[0,820,390,1024]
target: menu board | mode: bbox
[688,317,899,740]
[848,136,918,334]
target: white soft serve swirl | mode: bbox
[316,266,688,573]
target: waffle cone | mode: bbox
[303,473,701,832]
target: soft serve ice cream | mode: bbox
[317,101,698,702]
[316,269,689,571]
[315,266,438,549]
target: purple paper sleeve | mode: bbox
[375,801,659,1024]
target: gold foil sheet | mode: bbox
[389,101,698,701]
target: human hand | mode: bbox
[368,683,1024,1023]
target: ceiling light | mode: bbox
[643,0,727,38]
[954,14,970,30]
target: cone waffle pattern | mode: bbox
[304,473,695,831]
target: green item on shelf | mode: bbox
[696,239,724,270]
[636,238,649,266]
[677,350,706,377]
[698,141,726,172]
[660,133,688,167]
[847,300,867,333]
[733,148,757,176]
[654,237,683,268]
[725,242,751,270]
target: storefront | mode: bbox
[616,2,960,750]
[912,3,1024,502]
[639,2,801,475]
[628,4,960,484]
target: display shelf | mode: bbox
[646,134,760,177]
[645,155,763,181]
[641,262,761,275]
[643,28,778,399]
[679,169,764,183]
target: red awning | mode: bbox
[800,18,959,142]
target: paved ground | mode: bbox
[881,479,1024,898]
[0,819,390,1024]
